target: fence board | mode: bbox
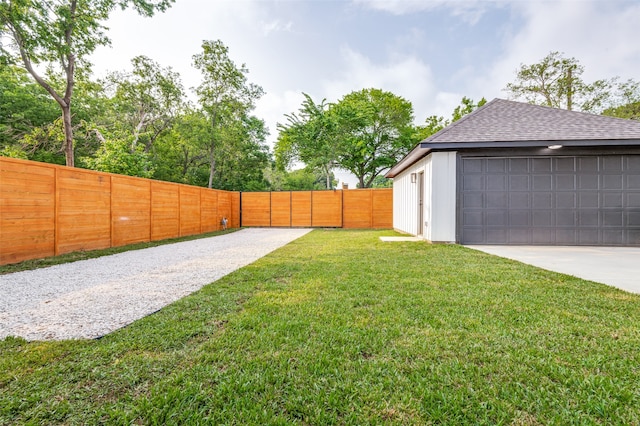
[372,189,393,228]
[271,192,291,227]
[0,157,55,263]
[230,192,240,228]
[242,192,271,227]
[56,168,111,255]
[151,181,180,241]
[180,186,201,237]
[291,191,312,227]
[343,190,372,228]
[111,176,151,247]
[201,189,219,233]
[311,191,342,227]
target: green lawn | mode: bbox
[1,229,639,425]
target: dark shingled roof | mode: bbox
[386,98,640,178]
[426,98,640,143]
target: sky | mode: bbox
[90,0,640,184]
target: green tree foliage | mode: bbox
[275,94,338,189]
[414,96,487,141]
[603,102,640,121]
[193,40,264,188]
[85,137,154,177]
[332,88,415,188]
[504,51,640,114]
[104,55,185,153]
[0,65,59,153]
[0,0,174,167]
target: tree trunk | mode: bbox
[208,143,215,189]
[62,104,74,167]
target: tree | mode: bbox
[603,102,640,121]
[505,51,588,110]
[104,55,184,152]
[193,40,264,188]
[414,96,487,140]
[332,88,415,188]
[275,93,338,189]
[0,0,174,167]
[503,51,640,114]
[0,65,59,152]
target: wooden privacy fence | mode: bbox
[0,157,239,265]
[240,189,392,229]
[1,157,393,266]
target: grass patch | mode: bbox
[1,229,639,424]
[0,229,238,275]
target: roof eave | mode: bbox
[385,138,640,178]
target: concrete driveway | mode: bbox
[465,246,640,294]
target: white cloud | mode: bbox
[254,90,306,146]
[321,46,439,123]
[262,19,293,36]
[352,0,490,24]
[478,1,640,101]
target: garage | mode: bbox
[459,154,640,245]
[386,98,640,246]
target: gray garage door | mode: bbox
[459,155,640,246]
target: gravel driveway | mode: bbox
[0,228,312,341]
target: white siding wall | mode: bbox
[392,157,430,235]
[392,151,457,242]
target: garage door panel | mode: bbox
[603,193,622,208]
[578,157,599,172]
[579,193,599,208]
[509,158,529,172]
[510,175,529,190]
[627,211,640,226]
[509,229,529,243]
[487,175,506,190]
[603,211,623,227]
[556,175,576,190]
[487,159,506,172]
[627,175,640,189]
[627,193,640,207]
[463,175,483,190]
[486,210,507,226]
[579,175,599,190]
[533,210,553,226]
[626,157,640,170]
[556,210,576,226]
[459,155,640,246]
[603,174,623,190]
[486,229,506,243]
[533,193,552,208]
[578,210,599,226]
[487,192,507,208]
[578,229,599,244]
[464,193,483,207]
[556,193,576,208]
[533,175,552,190]
[510,210,530,226]
[532,229,554,243]
[603,156,623,171]
[556,229,577,244]
[532,158,552,172]
[464,211,483,226]
[555,158,576,172]
[510,193,529,208]
[603,230,624,244]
